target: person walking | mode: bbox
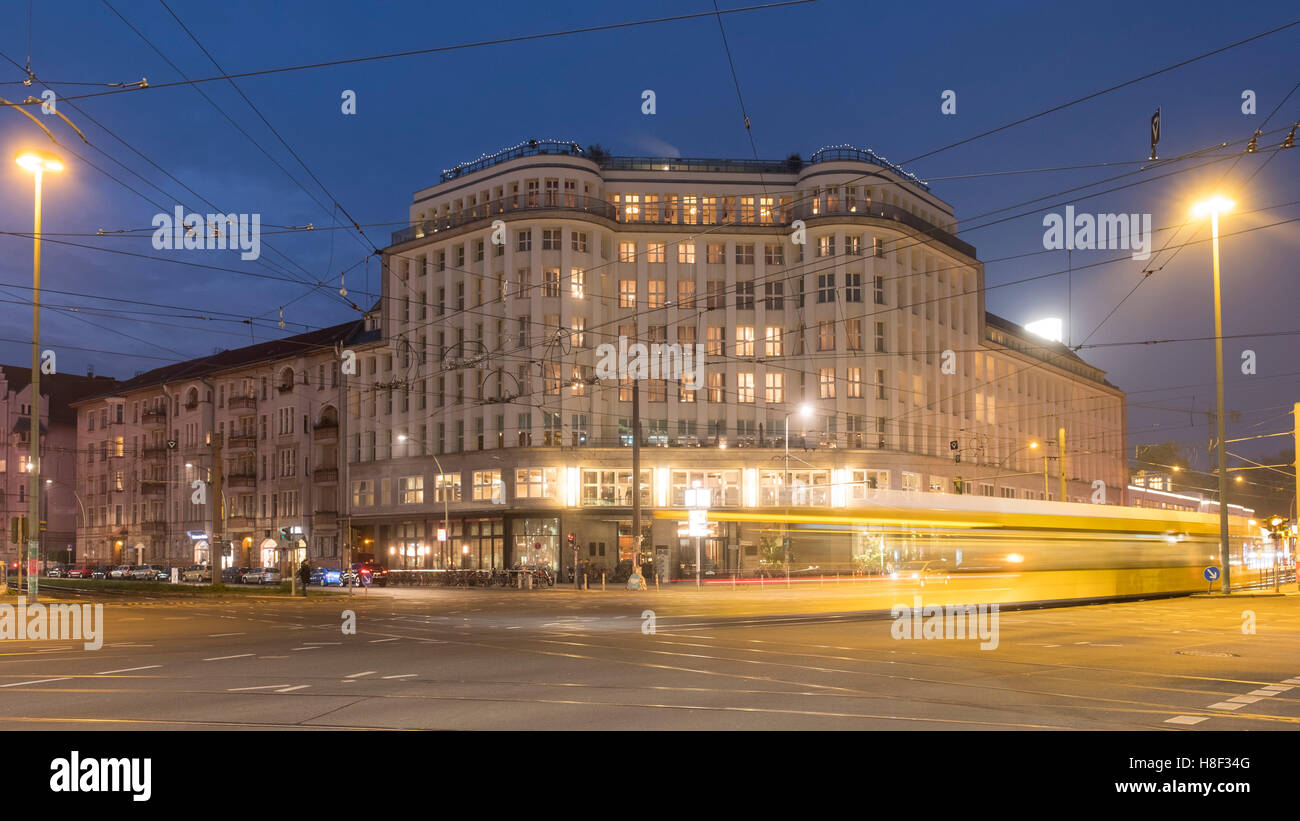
[298,559,310,595]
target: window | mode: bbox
[619,242,636,262]
[707,372,725,403]
[648,280,666,308]
[765,373,784,403]
[817,236,834,258]
[472,470,504,502]
[735,244,754,264]
[875,369,887,400]
[737,373,755,403]
[847,367,862,398]
[677,279,696,308]
[619,280,637,308]
[571,268,584,299]
[434,473,462,502]
[706,327,725,356]
[763,281,784,309]
[515,468,558,499]
[846,319,862,350]
[516,230,531,252]
[736,326,755,357]
[818,321,835,351]
[764,244,783,265]
[846,273,862,302]
[735,281,754,310]
[543,268,560,297]
[646,242,666,263]
[542,228,561,250]
[351,480,374,507]
[846,236,861,255]
[817,273,835,303]
[399,476,424,504]
[572,231,588,253]
[572,316,585,348]
[678,243,695,264]
[474,240,484,262]
[706,280,725,310]
[707,244,724,264]
[873,236,885,257]
[765,326,783,356]
[819,368,835,398]
[874,322,887,352]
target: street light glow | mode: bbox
[15,150,64,174]
[1191,196,1234,219]
[799,403,813,419]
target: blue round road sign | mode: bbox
[1203,566,1220,582]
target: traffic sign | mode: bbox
[1203,566,1220,582]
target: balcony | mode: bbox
[314,467,338,484]
[314,510,338,528]
[141,521,166,536]
[226,515,254,530]
[227,434,257,452]
[142,445,168,461]
[228,396,256,412]
[392,194,618,245]
[227,472,256,489]
[140,480,167,497]
[790,200,974,259]
[141,408,166,425]
[312,423,338,442]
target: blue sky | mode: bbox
[0,0,1296,467]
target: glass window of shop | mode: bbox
[459,519,503,569]
[581,469,651,507]
[390,521,430,568]
[670,470,740,507]
[513,517,559,572]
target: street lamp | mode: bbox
[1192,195,1234,594]
[16,149,62,601]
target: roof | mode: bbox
[73,320,370,403]
[983,312,1120,390]
[0,366,120,425]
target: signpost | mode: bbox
[685,485,710,587]
[1203,565,1220,594]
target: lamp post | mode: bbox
[1192,195,1234,594]
[17,150,63,601]
[784,403,813,586]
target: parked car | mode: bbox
[131,564,167,581]
[242,567,282,584]
[90,566,108,579]
[343,561,388,587]
[65,565,94,579]
[221,566,252,584]
[309,566,344,586]
[181,565,212,583]
[45,565,67,578]
[108,565,134,580]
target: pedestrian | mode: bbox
[298,559,310,594]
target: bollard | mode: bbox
[602,572,606,592]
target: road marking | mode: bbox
[1248,689,1283,696]
[204,654,254,661]
[1281,677,1300,685]
[382,674,416,679]
[209,632,246,637]
[108,643,152,647]
[275,685,310,692]
[290,647,320,652]
[96,665,161,675]
[1260,684,1293,692]
[1207,702,1247,710]
[259,656,288,659]
[368,638,398,643]
[1227,695,1264,704]
[345,671,377,678]
[228,684,281,691]
[1165,716,1209,725]
[303,641,340,645]
[0,677,71,687]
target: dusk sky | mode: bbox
[1,0,1295,469]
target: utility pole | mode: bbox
[1057,426,1067,503]
[1293,401,1299,579]
[211,433,224,587]
[631,381,641,579]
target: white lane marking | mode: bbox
[275,685,310,692]
[1208,702,1247,710]
[1260,684,1293,692]
[108,643,152,647]
[1248,689,1283,697]
[0,677,71,687]
[382,674,416,679]
[290,647,320,652]
[95,665,161,675]
[1227,695,1264,704]
[368,638,398,643]
[1165,716,1209,725]
[204,654,254,661]
[208,632,246,637]
[345,671,376,678]
[228,684,281,691]
[303,641,340,645]
[1283,677,1300,685]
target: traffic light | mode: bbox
[279,527,291,542]
[38,520,46,533]
[567,532,576,547]
[9,517,27,545]
[953,478,965,494]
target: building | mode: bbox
[71,319,377,569]
[0,365,119,568]
[349,140,1130,579]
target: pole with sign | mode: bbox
[1149,107,1161,161]
[685,484,710,587]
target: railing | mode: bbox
[227,473,256,488]
[141,445,168,460]
[140,480,166,496]
[141,408,166,423]
[227,434,257,450]
[314,467,338,483]
[791,201,974,258]
[441,140,586,182]
[228,396,256,411]
[392,195,617,245]
[141,521,166,535]
[313,424,338,441]
[508,427,880,450]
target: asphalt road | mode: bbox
[0,585,1297,730]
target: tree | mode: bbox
[585,143,610,163]
[757,533,789,574]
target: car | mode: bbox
[242,567,282,584]
[891,560,951,583]
[108,565,134,580]
[347,561,388,587]
[90,566,108,579]
[131,564,167,581]
[309,566,344,586]
[46,565,67,578]
[181,565,212,583]
[65,565,93,579]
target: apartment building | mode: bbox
[71,319,377,569]
[0,365,118,568]
[351,140,1128,579]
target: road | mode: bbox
[0,585,1297,730]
